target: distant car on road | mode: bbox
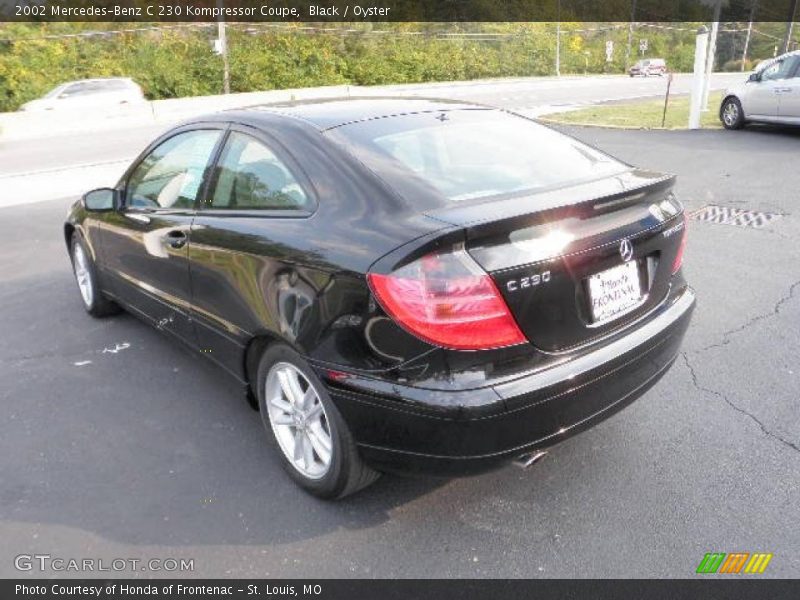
[720,50,800,129]
[629,58,667,77]
[19,78,145,112]
[64,98,694,499]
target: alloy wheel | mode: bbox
[73,244,94,308]
[723,101,739,127]
[265,362,333,479]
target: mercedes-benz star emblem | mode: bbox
[619,239,634,262]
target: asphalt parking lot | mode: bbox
[1,125,798,578]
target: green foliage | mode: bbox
[0,22,794,112]
[545,92,724,129]
[721,58,757,72]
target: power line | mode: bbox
[1,21,794,44]
[0,23,214,43]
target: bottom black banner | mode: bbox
[4,579,800,600]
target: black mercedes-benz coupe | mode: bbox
[65,98,694,498]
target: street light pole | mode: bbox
[701,0,722,111]
[690,26,710,129]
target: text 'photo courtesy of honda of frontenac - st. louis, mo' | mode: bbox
[65,97,694,499]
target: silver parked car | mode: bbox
[720,50,800,129]
[628,58,667,77]
[19,78,146,112]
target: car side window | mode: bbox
[60,82,89,98]
[761,58,795,81]
[125,130,222,209]
[790,57,800,78]
[208,132,311,211]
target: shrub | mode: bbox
[721,59,756,72]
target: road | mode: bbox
[374,72,743,113]
[1,125,798,578]
[0,73,743,178]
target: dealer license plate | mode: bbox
[587,261,643,323]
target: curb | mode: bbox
[537,116,723,132]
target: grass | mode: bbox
[543,92,723,130]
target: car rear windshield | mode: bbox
[328,109,628,205]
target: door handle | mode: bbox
[165,229,188,249]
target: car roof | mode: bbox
[233,96,489,131]
[756,50,800,71]
[59,77,136,87]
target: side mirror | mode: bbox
[748,72,761,83]
[83,188,117,212]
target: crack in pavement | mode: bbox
[681,352,800,455]
[697,279,800,353]
[682,279,800,455]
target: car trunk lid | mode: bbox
[422,169,686,352]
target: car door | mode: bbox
[747,57,797,119]
[188,126,318,379]
[99,126,225,344]
[777,57,800,121]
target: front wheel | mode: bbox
[257,344,380,499]
[70,235,120,317]
[721,97,745,130]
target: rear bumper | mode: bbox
[327,287,695,476]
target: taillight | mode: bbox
[671,213,688,274]
[367,244,526,350]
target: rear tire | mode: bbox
[70,235,121,318]
[721,97,745,130]
[256,343,379,499]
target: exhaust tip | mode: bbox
[512,450,548,470]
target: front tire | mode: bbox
[256,344,379,499]
[721,97,745,130]
[70,235,120,317]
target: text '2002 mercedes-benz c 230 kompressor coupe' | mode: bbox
[66,98,694,498]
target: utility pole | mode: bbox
[784,0,798,53]
[555,0,561,76]
[741,1,757,71]
[217,0,230,94]
[701,0,722,111]
[626,0,637,72]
